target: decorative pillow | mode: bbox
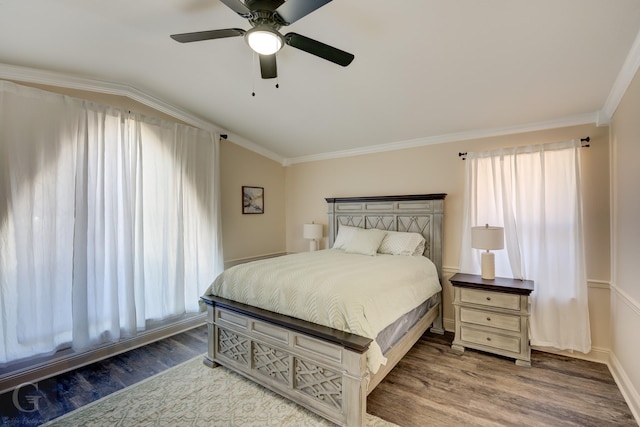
[344,228,387,256]
[412,240,426,257]
[378,231,426,256]
[332,225,359,250]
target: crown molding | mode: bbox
[283,112,599,166]
[602,27,640,121]
[224,133,285,164]
[0,63,222,132]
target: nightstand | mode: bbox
[450,273,534,367]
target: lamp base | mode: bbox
[309,240,318,252]
[481,251,495,280]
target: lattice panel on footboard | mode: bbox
[216,324,346,412]
[295,359,343,410]
[218,328,250,365]
[209,305,368,426]
[253,341,290,385]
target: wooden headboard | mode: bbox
[325,193,446,280]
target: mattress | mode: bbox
[376,293,440,354]
[203,249,441,373]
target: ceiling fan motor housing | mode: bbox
[248,10,285,29]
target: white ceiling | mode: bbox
[1,0,640,164]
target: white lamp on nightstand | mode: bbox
[471,224,504,280]
[303,222,323,252]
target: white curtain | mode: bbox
[0,81,223,364]
[459,140,591,353]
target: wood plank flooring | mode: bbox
[0,326,635,426]
[0,325,208,426]
[368,331,636,426]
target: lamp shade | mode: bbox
[245,26,284,55]
[471,225,504,250]
[303,223,323,240]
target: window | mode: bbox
[0,81,223,364]
[459,140,591,353]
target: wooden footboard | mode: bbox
[201,295,441,427]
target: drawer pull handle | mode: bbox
[486,337,492,341]
[486,296,492,301]
[486,317,491,321]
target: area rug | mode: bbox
[44,355,398,426]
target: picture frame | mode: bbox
[242,186,264,214]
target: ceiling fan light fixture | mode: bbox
[245,26,284,55]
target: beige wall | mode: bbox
[285,123,611,356]
[220,139,286,263]
[610,66,640,419]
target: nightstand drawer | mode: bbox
[460,307,521,332]
[460,287,521,311]
[460,326,521,354]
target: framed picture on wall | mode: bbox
[242,186,264,214]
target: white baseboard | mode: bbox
[531,345,610,365]
[608,284,640,425]
[609,351,640,424]
[443,317,455,332]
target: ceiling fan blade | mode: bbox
[284,32,354,66]
[275,0,332,25]
[259,54,278,79]
[170,28,245,43]
[219,0,252,17]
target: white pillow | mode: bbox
[344,228,387,256]
[413,240,426,257]
[378,231,426,256]
[332,225,359,250]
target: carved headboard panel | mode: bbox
[325,194,446,280]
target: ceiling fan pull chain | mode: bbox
[252,52,256,97]
[275,51,280,88]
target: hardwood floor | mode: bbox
[0,326,635,426]
[0,325,208,426]
[368,331,636,426]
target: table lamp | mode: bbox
[471,224,504,280]
[303,222,323,252]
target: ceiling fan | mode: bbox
[170,0,354,79]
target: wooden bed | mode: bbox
[200,193,446,426]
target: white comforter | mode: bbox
[204,249,441,373]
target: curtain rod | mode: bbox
[458,136,590,160]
